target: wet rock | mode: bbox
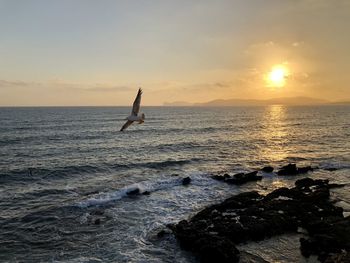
[225,171,262,185]
[300,217,350,262]
[142,191,151,195]
[277,163,298,175]
[126,188,140,196]
[277,164,314,176]
[211,173,230,181]
[94,218,101,225]
[182,177,191,186]
[261,166,274,173]
[297,166,314,174]
[195,235,240,263]
[324,167,338,172]
[157,229,172,238]
[171,178,348,263]
[294,177,329,189]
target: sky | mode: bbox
[0,0,349,106]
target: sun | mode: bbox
[267,65,289,88]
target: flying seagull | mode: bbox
[120,88,145,131]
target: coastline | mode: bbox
[166,165,350,263]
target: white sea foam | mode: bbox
[77,172,215,207]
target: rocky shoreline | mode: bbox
[168,165,349,263]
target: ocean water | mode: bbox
[0,105,349,262]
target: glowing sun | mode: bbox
[267,65,289,87]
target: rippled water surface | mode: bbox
[0,106,349,262]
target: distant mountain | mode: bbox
[164,97,334,106]
[263,97,330,105]
[163,101,194,106]
[329,101,350,105]
[195,96,331,106]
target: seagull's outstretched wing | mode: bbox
[120,120,133,131]
[131,88,142,116]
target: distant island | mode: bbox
[163,97,350,106]
[163,101,194,106]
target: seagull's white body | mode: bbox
[120,88,145,131]
[127,114,145,122]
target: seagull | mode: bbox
[120,88,145,131]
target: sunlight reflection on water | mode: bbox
[258,105,290,162]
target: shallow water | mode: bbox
[0,106,349,262]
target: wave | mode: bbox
[109,158,199,170]
[77,173,212,207]
[0,138,24,146]
[0,165,108,184]
[0,158,199,184]
[142,159,196,169]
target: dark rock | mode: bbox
[157,229,172,238]
[211,173,230,181]
[324,167,338,172]
[300,217,350,262]
[277,164,314,176]
[261,166,274,173]
[297,166,314,174]
[94,218,101,225]
[277,163,298,175]
[171,178,348,263]
[295,178,329,189]
[182,177,191,185]
[142,191,151,195]
[126,188,140,196]
[195,235,240,263]
[225,171,262,185]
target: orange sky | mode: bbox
[0,0,349,106]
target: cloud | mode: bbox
[0,79,38,88]
[72,85,133,92]
[0,79,133,93]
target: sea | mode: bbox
[0,105,349,263]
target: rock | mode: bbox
[157,230,166,238]
[297,166,314,174]
[295,178,329,189]
[182,177,191,185]
[94,218,101,225]
[142,191,151,195]
[211,173,230,181]
[324,167,338,172]
[277,164,314,176]
[277,163,298,175]
[171,178,348,263]
[225,171,262,185]
[126,188,140,196]
[300,217,350,262]
[195,235,240,263]
[157,229,172,238]
[261,166,274,173]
